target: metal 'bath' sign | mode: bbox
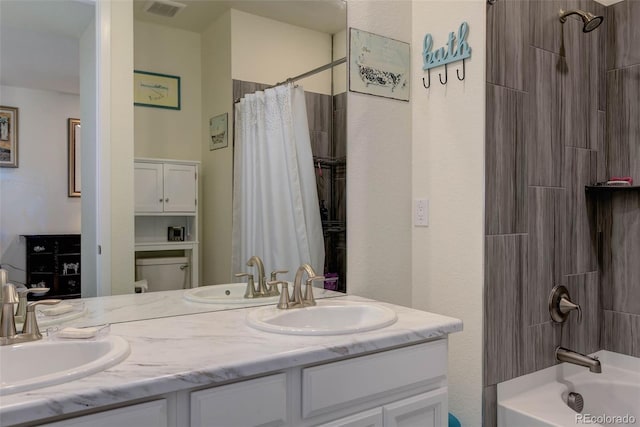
[422,22,472,71]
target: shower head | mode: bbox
[559,9,604,33]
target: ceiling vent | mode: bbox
[143,0,187,18]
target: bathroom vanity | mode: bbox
[0,296,462,427]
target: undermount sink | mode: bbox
[0,335,130,395]
[183,283,281,304]
[246,300,398,335]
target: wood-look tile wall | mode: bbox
[600,1,640,358]
[484,1,609,425]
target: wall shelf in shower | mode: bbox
[585,184,640,194]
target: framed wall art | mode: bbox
[68,118,81,197]
[134,70,181,110]
[209,113,228,150]
[0,106,19,167]
[349,28,410,102]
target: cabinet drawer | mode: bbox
[302,340,447,418]
[190,373,287,427]
[40,399,167,427]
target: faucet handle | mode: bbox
[236,273,257,298]
[17,287,49,295]
[303,275,325,306]
[270,270,288,281]
[549,285,581,323]
[15,287,50,322]
[267,271,288,296]
[559,296,582,324]
[22,299,61,338]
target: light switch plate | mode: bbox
[414,199,428,227]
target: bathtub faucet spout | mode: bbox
[555,346,602,373]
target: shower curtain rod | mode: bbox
[234,57,347,103]
[268,56,346,89]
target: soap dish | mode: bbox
[47,324,110,340]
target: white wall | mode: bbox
[134,20,202,160]
[346,1,485,423]
[109,0,135,295]
[346,1,413,307]
[231,9,332,95]
[0,85,80,284]
[80,16,98,297]
[201,11,233,285]
[410,2,485,425]
[333,28,347,94]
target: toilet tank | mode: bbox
[135,257,189,292]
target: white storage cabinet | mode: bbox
[134,158,200,288]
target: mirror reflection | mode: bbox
[0,0,346,326]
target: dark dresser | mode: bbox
[23,234,81,300]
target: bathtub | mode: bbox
[498,351,640,427]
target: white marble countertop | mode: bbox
[0,295,462,426]
[38,285,344,328]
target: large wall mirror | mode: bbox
[0,0,346,326]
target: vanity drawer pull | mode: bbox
[301,340,447,419]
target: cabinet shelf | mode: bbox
[135,241,199,254]
[135,212,197,217]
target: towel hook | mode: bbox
[456,59,466,81]
[439,64,448,85]
[422,69,431,89]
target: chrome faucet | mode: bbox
[273,264,324,309]
[0,283,61,346]
[247,256,268,295]
[237,256,287,298]
[556,346,602,373]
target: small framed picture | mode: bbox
[0,106,19,168]
[134,70,181,110]
[209,113,228,150]
[349,28,410,101]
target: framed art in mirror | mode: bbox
[0,105,19,168]
[134,70,181,110]
[209,113,228,151]
[68,118,81,197]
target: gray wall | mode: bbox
[483,0,607,425]
[600,1,640,357]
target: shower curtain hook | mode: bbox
[456,59,466,81]
[422,69,431,89]
[439,64,448,85]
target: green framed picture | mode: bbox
[133,70,181,110]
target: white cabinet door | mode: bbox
[163,163,197,212]
[190,373,287,427]
[317,408,383,427]
[383,388,448,427]
[134,162,164,213]
[41,399,167,427]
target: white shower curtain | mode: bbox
[231,84,325,282]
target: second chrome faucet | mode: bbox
[236,256,287,299]
[271,263,324,310]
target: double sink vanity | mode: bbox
[0,270,462,427]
